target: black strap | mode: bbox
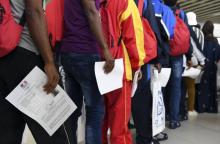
[19,11,26,26]
[0,3,5,24]
[117,35,122,46]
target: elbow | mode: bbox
[25,7,44,21]
[84,8,98,20]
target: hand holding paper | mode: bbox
[95,58,124,95]
[151,68,171,87]
[131,69,141,97]
[6,67,77,136]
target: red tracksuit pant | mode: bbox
[102,80,132,144]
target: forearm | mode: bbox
[25,8,54,64]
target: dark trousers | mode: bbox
[0,47,72,144]
[179,79,187,117]
[132,64,152,144]
[61,53,104,144]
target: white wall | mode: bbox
[214,24,220,38]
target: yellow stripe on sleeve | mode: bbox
[130,0,145,67]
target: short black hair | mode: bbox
[163,0,178,7]
[202,21,214,37]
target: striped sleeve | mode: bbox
[120,0,145,70]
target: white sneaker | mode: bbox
[188,110,198,117]
[192,110,198,116]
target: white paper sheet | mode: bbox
[151,79,165,136]
[6,67,77,136]
[182,67,201,79]
[131,69,140,97]
[158,68,171,87]
[95,58,124,95]
[151,68,171,87]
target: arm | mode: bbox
[145,0,163,71]
[120,0,145,71]
[24,0,59,93]
[190,29,206,65]
[81,0,114,73]
[191,37,205,66]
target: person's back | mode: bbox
[59,0,114,143]
[163,0,193,129]
[192,26,204,50]
[152,0,176,40]
[61,0,99,54]
[10,0,38,54]
[0,0,71,143]
[196,21,220,113]
[187,12,204,51]
[101,0,146,144]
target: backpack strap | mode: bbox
[175,9,181,17]
[100,0,107,7]
[117,35,122,46]
[0,3,5,24]
[19,11,26,26]
[138,0,144,16]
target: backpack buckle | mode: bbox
[0,4,5,24]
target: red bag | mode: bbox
[169,10,190,56]
[45,0,64,48]
[100,1,122,58]
[0,0,24,57]
[137,0,157,63]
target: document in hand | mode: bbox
[131,69,141,97]
[95,58,124,95]
[182,67,201,79]
[151,68,171,87]
[6,67,77,136]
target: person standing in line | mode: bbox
[196,21,220,113]
[132,0,170,143]
[100,0,146,143]
[163,0,193,129]
[0,0,72,143]
[59,0,114,144]
[180,12,206,117]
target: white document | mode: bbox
[151,79,165,136]
[153,68,171,87]
[195,71,204,84]
[6,67,77,136]
[131,69,140,97]
[182,67,201,79]
[95,58,124,95]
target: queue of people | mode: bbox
[0,0,220,144]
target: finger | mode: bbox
[158,67,162,73]
[104,62,114,74]
[49,75,59,93]
[44,82,51,94]
[137,73,142,80]
[44,76,54,94]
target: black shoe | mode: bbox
[128,122,135,129]
[180,115,188,121]
[151,138,160,144]
[168,121,181,129]
[154,132,168,141]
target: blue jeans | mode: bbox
[61,53,104,144]
[169,56,183,122]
